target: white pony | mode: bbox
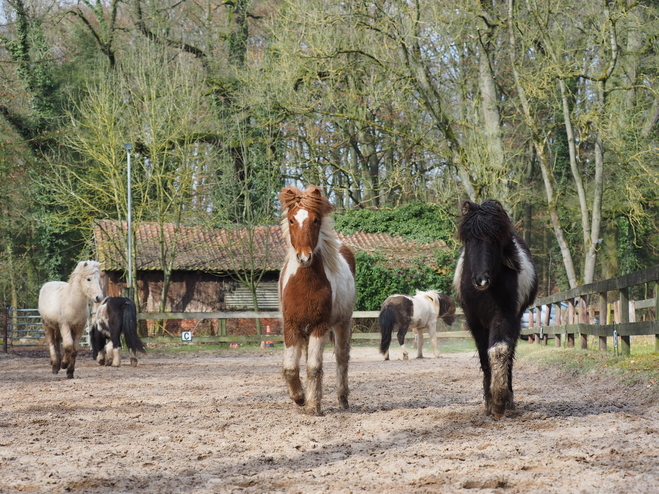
[379,289,455,360]
[38,260,104,379]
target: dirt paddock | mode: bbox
[1,343,658,493]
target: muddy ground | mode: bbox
[0,342,658,494]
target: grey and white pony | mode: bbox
[379,290,455,360]
[38,260,104,379]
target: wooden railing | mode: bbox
[522,265,659,355]
[137,310,470,344]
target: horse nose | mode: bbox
[296,251,312,265]
[473,273,490,289]
[95,295,103,303]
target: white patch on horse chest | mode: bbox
[279,257,299,294]
[452,250,464,300]
[514,237,536,310]
[294,208,309,227]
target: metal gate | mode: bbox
[6,308,44,346]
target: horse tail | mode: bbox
[122,299,146,354]
[379,304,397,355]
[439,294,457,326]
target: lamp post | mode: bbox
[124,143,133,299]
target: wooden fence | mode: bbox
[6,264,659,353]
[137,310,470,344]
[523,264,659,355]
[1,309,470,349]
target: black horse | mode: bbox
[454,199,538,419]
[90,297,146,367]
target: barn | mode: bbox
[92,219,447,335]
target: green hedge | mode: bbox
[354,250,457,310]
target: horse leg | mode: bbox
[282,342,305,407]
[129,348,139,367]
[111,347,121,367]
[416,327,425,358]
[396,323,409,360]
[59,324,77,379]
[332,323,351,410]
[45,325,62,374]
[488,316,520,418]
[305,332,327,416]
[110,333,122,367]
[488,340,514,419]
[104,341,114,366]
[469,322,493,415]
[428,320,440,358]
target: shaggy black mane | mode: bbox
[458,199,513,244]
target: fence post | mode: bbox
[567,299,575,347]
[2,306,8,353]
[580,295,589,349]
[655,283,659,353]
[619,288,631,356]
[599,292,607,351]
[554,302,562,347]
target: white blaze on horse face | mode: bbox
[294,208,309,227]
[292,208,313,265]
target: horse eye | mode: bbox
[87,278,91,282]
[289,219,294,224]
[314,218,319,225]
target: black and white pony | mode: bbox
[379,290,455,360]
[90,297,146,367]
[454,199,537,419]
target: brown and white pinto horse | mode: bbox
[279,185,356,416]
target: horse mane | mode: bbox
[68,260,102,283]
[458,199,513,244]
[279,185,334,218]
[279,185,344,273]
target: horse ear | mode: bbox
[279,187,299,208]
[461,200,475,216]
[307,185,323,198]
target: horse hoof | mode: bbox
[402,354,409,361]
[304,406,323,416]
[130,358,138,367]
[51,367,60,375]
[492,404,506,419]
[294,398,305,407]
[339,396,349,409]
[66,372,74,380]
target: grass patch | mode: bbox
[517,336,659,389]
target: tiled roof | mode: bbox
[93,220,447,272]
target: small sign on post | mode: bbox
[181,331,192,342]
[613,329,618,357]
